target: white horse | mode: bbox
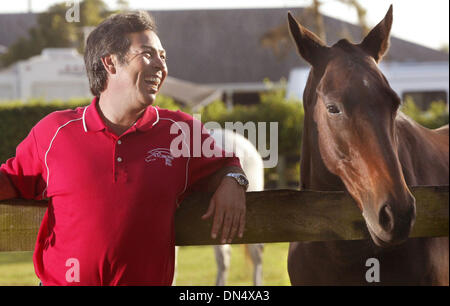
[173,128,265,286]
[210,128,265,286]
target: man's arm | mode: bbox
[199,166,247,244]
[0,170,19,201]
[191,165,245,193]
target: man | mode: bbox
[0,11,248,285]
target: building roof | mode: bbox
[0,8,448,85]
[159,76,223,109]
[0,13,37,48]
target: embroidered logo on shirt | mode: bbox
[145,148,174,166]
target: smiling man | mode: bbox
[0,11,247,285]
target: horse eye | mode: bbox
[326,104,341,114]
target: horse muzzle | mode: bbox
[363,196,416,247]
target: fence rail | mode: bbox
[0,186,448,252]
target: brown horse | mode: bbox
[287,6,449,285]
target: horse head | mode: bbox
[288,5,416,247]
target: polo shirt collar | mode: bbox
[82,97,106,132]
[83,97,160,133]
[135,104,160,132]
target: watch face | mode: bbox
[227,173,249,190]
[237,175,249,187]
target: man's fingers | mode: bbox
[238,210,246,238]
[211,207,224,239]
[220,212,234,244]
[201,199,216,220]
[227,212,242,243]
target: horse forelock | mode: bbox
[334,39,357,52]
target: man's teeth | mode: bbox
[144,77,161,91]
[145,77,160,84]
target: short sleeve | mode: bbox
[0,128,46,200]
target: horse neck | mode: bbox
[395,112,449,186]
[300,70,344,191]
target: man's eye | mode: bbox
[143,52,152,58]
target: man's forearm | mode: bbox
[194,166,246,193]
[0,170,18,201]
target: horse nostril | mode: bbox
[379,204,394,233]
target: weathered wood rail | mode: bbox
[0,186,448,252]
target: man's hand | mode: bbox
[201,176,246,244]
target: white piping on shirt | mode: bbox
[82,105,89,132]
[152,106,160,126]
[42,117,83,199]
[43,106,160,199]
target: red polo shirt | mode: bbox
[0,97,241,285]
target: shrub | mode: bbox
[200,83,304,157]
[401,98,449,129]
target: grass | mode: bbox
[0,252,39,286]
[0,243,291,286]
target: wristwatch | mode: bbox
[225,173,249,191]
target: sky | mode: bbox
[0,0,448,50]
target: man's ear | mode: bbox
[101,54,117,75]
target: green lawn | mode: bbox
[0,243,291,286]
[0,251,40,286]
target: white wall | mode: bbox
[0,48,91,102]
[287,61,450,110]
[379,62,449,105]
[0,66,17,101]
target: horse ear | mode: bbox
[287,12,328,67]
[360,5,393,63]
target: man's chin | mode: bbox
[147,95,157,104]
[139,93,157,106]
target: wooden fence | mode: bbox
[0,186,448,252]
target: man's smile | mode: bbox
[144,75,162,91]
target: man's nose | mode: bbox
[151,55,166,70]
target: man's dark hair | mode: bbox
[84,11,156,97]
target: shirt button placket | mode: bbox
[115,138,128,183]
[114,139,123,182]
[117,139,123,163]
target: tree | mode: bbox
[260,0,368,60]
[439,44,449,54]
[0,0,110,68]
[116,0,130,11]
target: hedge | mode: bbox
[1,93,447,168]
